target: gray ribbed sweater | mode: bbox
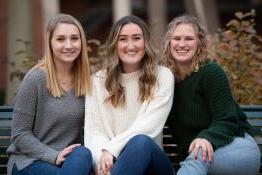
[6,68,85,175]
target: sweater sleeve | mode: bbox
[196,63,240,149]
[84,78,110,168]
[103,67,174,158]
[11,70,59,164]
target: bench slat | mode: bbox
[0,121,12,128]
[245,111,262,118]
[0,138,10,147]
[0,129,11,137]
[0,112,12,119]
[248,119,262,127]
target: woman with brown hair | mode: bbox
[84,15,174,175]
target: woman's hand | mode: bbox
[55,143,81,165]
[98,150,114,175]
[189,138,213,162]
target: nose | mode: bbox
[178,40,186,47]
[65,39,73,49]
[126,40,135,49]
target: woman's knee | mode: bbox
[129,134,153,146]
[71,146,92,162]
[125,134,156,153]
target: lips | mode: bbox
[176,49,189,53]
[125,51,137,56]
[63,51,76,55]
[176,50,189,56]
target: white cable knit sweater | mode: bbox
[84,66,174,168]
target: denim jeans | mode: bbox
[111,134,174,175]
[177,133,261,175]
[12,146,93,175]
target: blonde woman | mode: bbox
[7,14,93,175]
[84,16,174,175]
[163,15,260,175]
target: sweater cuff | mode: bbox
[42,147,59,164]
[103,145,121,159]
[197,131,233,150]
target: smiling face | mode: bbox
[116,23,145,73]
[170,23,198,67]
[51,23,81,65]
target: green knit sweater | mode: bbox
[167,60,251,157]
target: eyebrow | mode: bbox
[54,34,80,37]
[119,34,143,37]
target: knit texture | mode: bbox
[84,66,174,168]
[7,68,85,175]
[167,60,251,157]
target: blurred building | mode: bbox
[0,0,261,104]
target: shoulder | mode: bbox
[155,66,175,93]
[15,68,46,105]
[90,69,107,94]
[201,60,226,76]
[156,65,174,84]
[21,68,46,87]
[200,60,230,87]
[91,69,107,81]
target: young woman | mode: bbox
[84,15,174,175]
[163,14,260,175]
[7,14,93,175]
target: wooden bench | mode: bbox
[0,105,262,175]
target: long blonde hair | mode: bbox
[162,15,211,77]
[104,16,157,107]
[34,14,91,97]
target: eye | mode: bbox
[118,37,127,41]
[133,34,143,41]
[185,36,195,41]
[172,37,180,41]
[71,36,80,40]
[56,37,65,41]
[134,36,141,40]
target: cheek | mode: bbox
[170,40,177,49]
[190,41,198,52]
[139,40,145,50]
[191,40,198,47]
[116,42,124,55]
[50,42,58,54]
[170,41,177,54]
[77,40,82,48]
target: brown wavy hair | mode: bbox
[104,16,157,107]
[34,14,91,97]
[162,15,212,78]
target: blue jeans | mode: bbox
[12,146,93,175]
[111,134,174,175]
[177,133,261,175]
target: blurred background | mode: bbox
[0,0,261,105]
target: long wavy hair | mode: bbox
[34,14,91,97]
[104,15,157,107]
[162,15,211,78]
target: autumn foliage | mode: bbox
[211,10,262,104]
